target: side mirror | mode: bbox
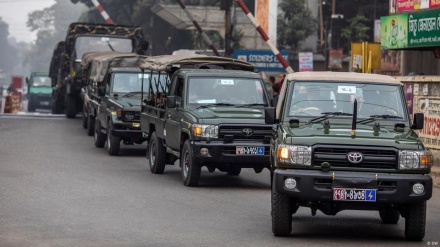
[167,95,176,108]
[411,113,424,130]
[98,87,105,96]
[25,77,29,84]
[264,107,276,124]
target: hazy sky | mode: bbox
[0,0,56,42]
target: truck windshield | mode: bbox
[112,72,168,94]
[187,77,267,106]
[288,81,406,120]
[32,76,51,87]
[75,36,133,59]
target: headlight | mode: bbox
[192,124,218,139]
[399,150,431,170]
[277,145,312,166]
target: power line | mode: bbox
[0,0,54,3]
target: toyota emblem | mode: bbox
[242,128,253,137]
[347,152,363,164]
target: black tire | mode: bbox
[94,119,106,148]
[28,102,35,112]
[379,208,400,224]
[227,167,241,176]
[405,201,426,241]
[52,100,64,114]
[65,95,77,118]
[107,121,120,156]
[148,132,166,174]
[82,107,88,129]
[181,140,201,187]
[86,114,95,136]
[272,187,292,236]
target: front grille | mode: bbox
[313,145,398,169]
[218,124,272,141]
[123,111,141,121]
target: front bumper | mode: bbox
[192,140,270,168]
[112,122,144,139]
[274,169,432,203]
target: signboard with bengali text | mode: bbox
[298,52,313,72]
[390,0,440,14]
[381,8,440,49]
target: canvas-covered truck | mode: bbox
[26,72,53,112]
[81,52,153,155]
[80,51,138,135]
[49,22,149,118]
[139,54,273,186]
[265,72,432,241]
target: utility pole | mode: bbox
[221,0,233,57]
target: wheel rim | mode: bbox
[183,150,189,177]
[149,141,155,168]
[94,122,98,141]
[107,125,111,150]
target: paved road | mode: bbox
[1,115,439,247]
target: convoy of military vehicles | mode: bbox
[40,20,435,242]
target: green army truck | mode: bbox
[83,53,156,155]
[139,55,273,186]
[265,72,432,241]
[26,72,53,112]
[49,22,149,118]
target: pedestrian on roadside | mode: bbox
[272,83,280,100]
[266,76,276,100]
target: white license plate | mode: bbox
[40,101,50,106]
[333,188,376,202]
[236,146,264,155]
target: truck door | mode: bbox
[98,75,111,129]
[165,76,184,150]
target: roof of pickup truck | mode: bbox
[139,54,255,72]
[286,72,401,85]
[176,69,260,77]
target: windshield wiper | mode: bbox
[197,103,235,109]
[357,115,404,124]
[106,40,115,51]
[308,112,353,124]
[122,91,144,98]
[235,103,266,108]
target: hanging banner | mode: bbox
[328,49,343,69]
[298,52,313,72]
[390,0,438,14]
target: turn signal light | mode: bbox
[278,147,289,159]
[420,154,430,167]
[193,126,202,135]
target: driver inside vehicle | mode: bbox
[291,85,328,114]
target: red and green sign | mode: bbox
[381,8,440,49]
[390,0,440,14]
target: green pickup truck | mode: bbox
[265,72,432,241]
[26,72,53,112]
[139,55,272,186]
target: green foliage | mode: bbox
[277,0,317,51]
[341,14,370,42]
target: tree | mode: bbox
[25,0,84,73]
[277,0,317,51]
[0,18,18,80]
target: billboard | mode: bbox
[298,52,313,72]
[233,50,290,72]
[381,8,440,49]
[390,0,440,14]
